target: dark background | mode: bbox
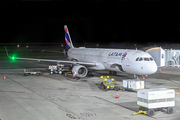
[1,2,180,47]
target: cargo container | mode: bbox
[137,88,175,116]
[122,79,144,91]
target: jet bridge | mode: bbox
[146,47,165,67]
[146,47,180,67]
[164,49,180,67]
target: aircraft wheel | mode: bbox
[109,71,112,75]
[113,71,117,76]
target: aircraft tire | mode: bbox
[109,71,112,75]
[113,71,117,76]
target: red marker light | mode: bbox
[17,45,19,47]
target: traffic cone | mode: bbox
[115,91,119,98]
[159,68,161,72]
[73,73,76,78]
[141,75,145,80]
[4,76,6,80]
[65,72,67,77]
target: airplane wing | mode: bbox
[41,50,63,53]
[5,46,96,66]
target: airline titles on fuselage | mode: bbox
[108,52,127,60]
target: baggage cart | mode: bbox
[133,88,175,116]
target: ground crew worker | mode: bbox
[59,66,63,74]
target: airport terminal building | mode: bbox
[147,47,180,67]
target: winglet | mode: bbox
[4,46,14,59]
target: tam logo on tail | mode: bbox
[64,25,74,52]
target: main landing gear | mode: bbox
[109,71,117,76]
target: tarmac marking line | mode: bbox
[156,115,180,119]
[118,93,137,99]
[94,96,157,119]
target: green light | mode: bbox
[11,57,15,60]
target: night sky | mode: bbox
[1,2,180,46]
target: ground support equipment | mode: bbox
[49,64,68,75]
[98,76,120,91]
[133,106,174,116]
[24,69,41,76]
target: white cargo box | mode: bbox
[49,66,57,70]
[123,79,144,91]
[137,88,175,109]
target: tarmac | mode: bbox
[0,60,180,120]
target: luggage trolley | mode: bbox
[49,64,65,75]
[133,88,175,116]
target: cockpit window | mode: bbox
[144,58,150,61]
[150,57,153,61]
[136,57,139,61]
[136,57,154,61]
[139,57,143,61]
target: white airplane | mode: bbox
[5,25,157,78]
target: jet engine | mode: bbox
[71,65,88,77]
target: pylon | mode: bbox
[4,76,6,80]
[159,69,161,72]
[73,72,76,78]
[65,72,67,77]
[115,91,119,98]
[143,77,145,80]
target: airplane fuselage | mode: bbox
[68,47,157,76]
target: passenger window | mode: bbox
[144,58,149,61]
[139,58,143,61]
[136,57,139,61]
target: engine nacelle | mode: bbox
[72,65,88,77]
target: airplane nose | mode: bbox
[147,62,157,74]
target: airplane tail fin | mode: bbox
[64,25,74,53]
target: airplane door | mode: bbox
[126,58,130,67]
